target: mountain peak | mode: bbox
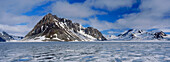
[0,31,9,36]
[0,31,13,42]
[37,13,58,26]
[2,31,9,35]
[24,13,106,41]
[47,13,52,16]
[127,29,143,33]
[44,13,53,18]
[0,31,23,42]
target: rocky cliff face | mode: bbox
[117,29,167,40]
[154,31,167,39]
[24,13,106,41]
[84,27,106,41]
[0,37,6,42]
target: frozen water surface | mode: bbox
[0,42,170,62]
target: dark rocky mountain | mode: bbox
[0,31,14,42]
[154,31,167,39]
[0,31,23,42]
[24,13,106,41]
[0,37,6,42]
[117,29,167,40]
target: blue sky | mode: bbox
[0,0,170,36]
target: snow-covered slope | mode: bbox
[24,13,106,41]
[0,31,14,42]
[116,29,167,40]
[106,35,119,40]
[0,31,23,42]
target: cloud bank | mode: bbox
[1,0,170,36]
[114,0,170,30]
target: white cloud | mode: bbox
[69,18,89,25]
[50,0,137,32]
[0,24,31,36]
[0,12,42,25]
[159,29,170,33]
[0,0,52,14]
[0,0,50,36]
[51,1,106,18]
[113,0,170,30]
[140,0,170,15]
[88,18,115,31]
[0,12,43,36]
[84,0,135,11]
[0,0,48,26]
[1,0,169,36]
[108,31,120,34]
[50,0,139,32]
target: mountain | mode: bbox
[0,37,6,42]
[24,13,106,41]
[164,35,170,41]
[0,31,23,42]
[116,29,167,40]
[0,31,13,42]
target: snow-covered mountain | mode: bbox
[24,13,106,41]
[0,31,23,42]
[116,29,167,40]
[0,31,13,42]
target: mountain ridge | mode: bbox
[24,13,107,41]
[0,31,23,42]
[107,29,168,41]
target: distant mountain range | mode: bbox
[0,31,23,42]
[107,29,169,41]
[23,13,106,41]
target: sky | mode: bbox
[0,0,170,36]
